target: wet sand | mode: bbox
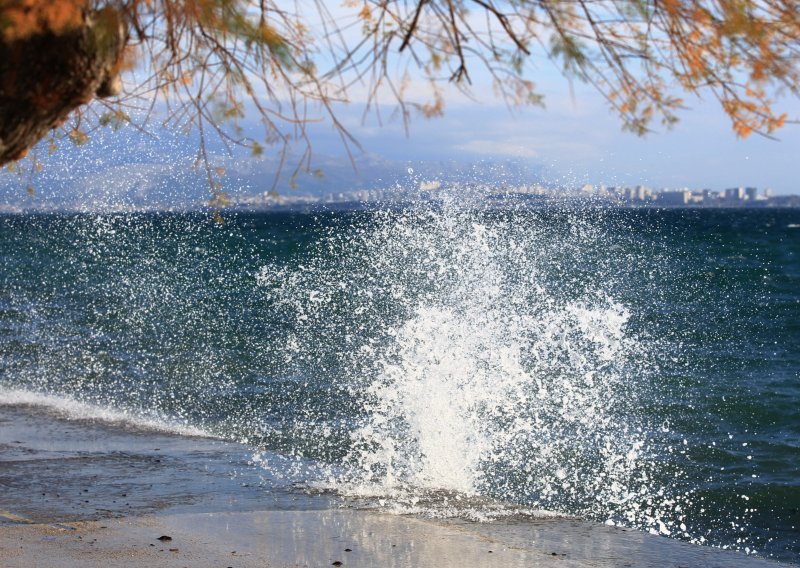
[0,404,787,567]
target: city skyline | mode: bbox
[230,181,799,211]
[5,177,796,214]
[1,86,799,210]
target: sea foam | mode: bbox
[255,199,684,531]
[0,387,214,438]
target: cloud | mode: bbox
[455,139,540,159]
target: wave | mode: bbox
[256,200,691,535]
[0,387,215,438]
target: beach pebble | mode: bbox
[157,535,172,541]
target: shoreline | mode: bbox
[0,403,788,567]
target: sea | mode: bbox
[0,200,798,563]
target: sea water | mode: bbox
[0,203,797,562]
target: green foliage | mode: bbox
[98,110,130,130]
[68,128,89,146]
[550,34,587,78]
[4,0,799,192]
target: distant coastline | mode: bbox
[1,183,798,214]
[229,183,800,211]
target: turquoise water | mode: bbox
[0,205,798,562]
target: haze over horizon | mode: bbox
[2,67,799,207]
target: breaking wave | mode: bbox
[254,199,689,534]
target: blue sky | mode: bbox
[304,73,800,195]
[3,30,798,205]
[290,4,800,196]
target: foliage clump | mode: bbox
[1,0,799,176]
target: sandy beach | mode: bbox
[0,404,788,567]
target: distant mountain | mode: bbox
[0,123,546,210]
[221,152,546,199]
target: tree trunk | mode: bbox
[0,6,126,166]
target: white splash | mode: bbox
[0,387,214,438]
[260,198,677,529]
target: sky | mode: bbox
[273,3,800,197]
[6,76,797,207]
[303,74,800,195]
[3,4,800,205]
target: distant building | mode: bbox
[659,189,691,206]
[688,191,704,204]
[745,187,759,201]
[701,189,722,203]
[725,187,745,201]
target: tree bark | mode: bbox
[0,7,126,166]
